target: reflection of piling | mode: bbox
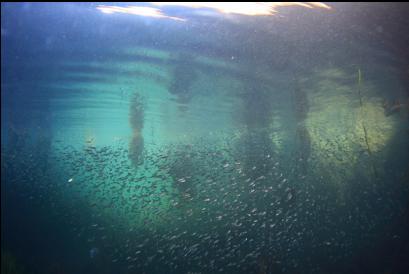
[129,93,144,167]
[236,78,276,260]
[168,53,197,111]
[168,145,196,204]
[293,79,311,175]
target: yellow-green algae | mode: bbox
[302,67,400,205]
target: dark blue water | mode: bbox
[2,3,409,274]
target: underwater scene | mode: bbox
[1,2,409,274]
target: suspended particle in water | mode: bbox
[89,247,99,259]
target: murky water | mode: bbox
[1,3,409,274]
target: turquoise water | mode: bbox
[1,3,409,274]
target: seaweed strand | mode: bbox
[357,69,378,178]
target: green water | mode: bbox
[2,3,409,274]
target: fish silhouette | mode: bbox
[383,99,409,116]
[89,247,99,259]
